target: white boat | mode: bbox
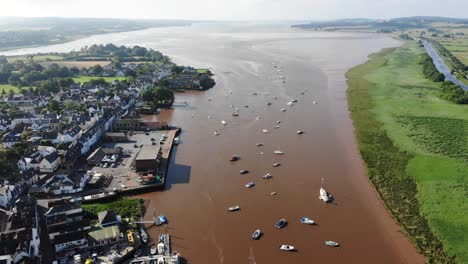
[171,252,181,264]
[245,182,255,188]
[280,245,295,251]
[276,120,281,124]
[292,99,298,103]
[140,227,148,244]
[280,108,286,112]
[297,130,304,134]
[228,206,240,211]
[157,258,165,264]
[274,150,284,154]
[157,242,165,254]
[256,143,263,147]
[150,247,157,255]
[272,163,280,167]
[262,129,269,133]
[174,137,180,144]
[325,241,339,247]
[287,101,293,106]
[232,112,239,116]
[300,217,315,225]
[274,125,280,129]
[313,101,317,104]
[270,192,277,195]
[214,131,219,135]
[221,120,227,125]
[256,116,262,120]
[319,187,331,202]
[262,173,272,179]
[252,229,262,239]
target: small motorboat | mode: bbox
[252,92,258,95]
[275,219,286,228]
[256,116,262,120]
[319,187,331,202]
[232,112,239,116]
[297,130,304,134]
[276,120,281,124]
[272,163,280,167]
[157,258,165,264]
[228,206,240,211]
[230,155,240,161]
[273,150,284,154]
[270,192,277,195]
[280,245,295,251]
[267,102,272,106]
[240,170,249,174]
[214,131,219,135]
[256,143,263,147]
[150,247,157,255]
[245,182,255,188]
[292,99,298,103]
[252,229,262,240]
[262,173,272,179]
[158,215,167,224]
[259,152,264,155]
[280,108,286,112]
[140,227,148,244]
[313,101,317,104]
[221,120,227,125]
[171,252,180,264]
[300,217,315,225]
[157,242,165,254]
[262,129,269,133]
[325,241,339,247]
[287,101,294,106]
[274,125,280,129]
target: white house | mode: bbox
[39,152,61,173]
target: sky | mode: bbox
[0,0,466,21]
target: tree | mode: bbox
[91,64,104,76]
[46,100,62,113]
[153,87,174,103]
[132,46,147,57]
[141,89,154,102]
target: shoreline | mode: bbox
[346,44,459,263]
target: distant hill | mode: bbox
[292,16,468,32]
[0,17,192,51]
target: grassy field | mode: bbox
[347,41,467,263]
[0,84,20,93]
[437,38,468,66]
[39,60,111,68]
[82,198,143,220]
[7,55,64,62]
[72,76,127,83]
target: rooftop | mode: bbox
[136,145,161,161]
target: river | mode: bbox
[2,23,424,263]
[422,40,468,90]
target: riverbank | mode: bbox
[346,41,467,263]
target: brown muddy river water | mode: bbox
[3,23,424,263]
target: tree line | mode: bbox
[420,53,445,82]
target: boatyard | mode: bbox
[83,129,180,203]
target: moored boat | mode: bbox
[325,241,339,247]
[232,112,239,116]
[275,219,286,228]
[279,245,295,251]
[297,130,304,134]
[319,187,331,202]
[221,120,227,125]
[245,181,255,188]
[214,131,219,135]
[262,173,272,179]
[280,108,286,112]
[240,169,249,174]
[230,155,240,161]
[273,150,284,154]
[256,143,263,146]
[140,227,148,244]
[158,215,167,224]
[228,205,240,211]
[300,217,315,225]
[272,162,280,167]
[252,229,262,239]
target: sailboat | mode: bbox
[319,177,332,202]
